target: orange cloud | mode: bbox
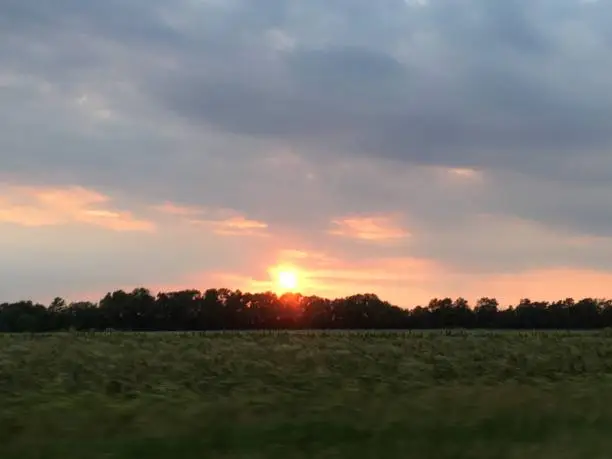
[207,215,268,236]
[447,167,482,180]
[0,185,154,232]
[152,201,205,217]
[155,200,269,237]
[329,214,410,241]
[278,249,336,265]
[422,166,484,183]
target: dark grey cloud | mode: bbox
[431,0,552,55]
[0,0,177,44]
[153,54,611,176]
[4,0,612,177]
[136,0,612,177]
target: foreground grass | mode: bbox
[2,330,612,458]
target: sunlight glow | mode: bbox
[271,265,300,292]
[278,270,298,290]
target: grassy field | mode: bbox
[2,330,612,458]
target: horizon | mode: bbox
[2,0,612,305]
[5,286,611,312]
[3,287,612,333]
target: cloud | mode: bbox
[405,0,429,7]
[77,209,154,232]
[329,214,410,242]
[265,28,296,52]
[204,216,269,237]
[411,212,612,274]
[139,0,612,180]
[155,201,269,237]
[445,168,483,181]
[153,201,205,217]
[0,185,154,232]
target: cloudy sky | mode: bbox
[2,0,612,306]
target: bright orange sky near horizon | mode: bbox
[2,179,612,308]
[2,0,612,307]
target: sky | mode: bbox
[2,0,612,307]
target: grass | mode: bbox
[2,330,612,458]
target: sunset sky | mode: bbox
[2,0,612,307]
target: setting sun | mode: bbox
[270,265,300,292]
[277,270,298,291]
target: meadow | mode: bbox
[2,330,612,458]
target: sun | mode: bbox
[278,270,298,290]
[273,267,300,292]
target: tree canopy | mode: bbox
[2,289,612,332]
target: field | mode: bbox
[2,330,612,458]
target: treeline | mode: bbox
[1,288,612,332]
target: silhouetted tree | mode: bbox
[474,297,499,328]
[1,288,612,332]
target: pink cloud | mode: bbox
[443,167,483,181]
[0,185,154,232]
[208,215,268,236]
[329,214,410,241]
[152,201,205,217]
[154,200,269,237]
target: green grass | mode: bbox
[2,330,612,458]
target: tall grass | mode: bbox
[2,330,612,458]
